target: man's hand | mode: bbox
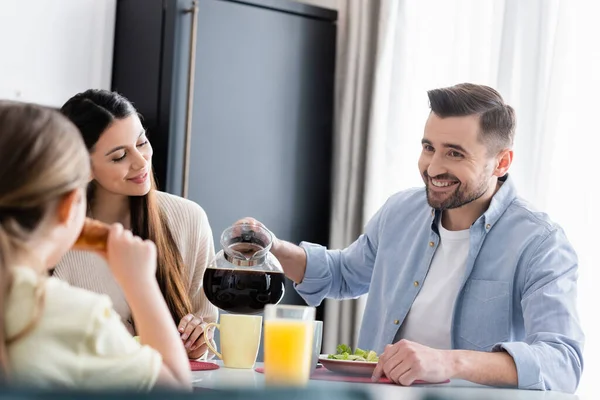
[232,217,282,253]
[232,217,307,283]
[372,340,454,385]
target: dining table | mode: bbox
[191,361,581,400]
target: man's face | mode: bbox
[417,113,497,210]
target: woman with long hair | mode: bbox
[53,89,218,359]
[0,101,190,389]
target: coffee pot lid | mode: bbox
[210,223,284,273]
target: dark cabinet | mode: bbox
[112,0,336,319]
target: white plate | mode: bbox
[318,354,377,376]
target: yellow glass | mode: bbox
[263,304,315,386]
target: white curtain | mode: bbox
[360,0,596,396]
[321,0,384,354]
[294,0,396,355]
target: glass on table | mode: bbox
[263,304,315,386]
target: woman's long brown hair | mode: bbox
[61,90,192,324]
[130,179,193,322]
[0,101,90,379]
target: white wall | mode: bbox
[0,0,116,108]
[0,0,335,109]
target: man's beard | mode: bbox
[423,171,489,211]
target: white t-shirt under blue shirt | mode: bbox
[394,218,470,349]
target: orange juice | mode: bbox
[264,319,314,386]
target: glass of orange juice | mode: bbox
[263,304,315,386]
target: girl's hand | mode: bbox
[106,223,157,287]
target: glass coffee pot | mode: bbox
[202,223,285,314]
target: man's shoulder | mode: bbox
[365,187,430,231]
[504,196,561,236]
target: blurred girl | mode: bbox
[0,101,190,390]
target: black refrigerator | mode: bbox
[112,0,337,321]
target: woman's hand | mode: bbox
[178,314,213,359]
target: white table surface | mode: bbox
[191,362,579,400]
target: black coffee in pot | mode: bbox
[202,268,286,314]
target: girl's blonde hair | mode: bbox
[0,101,90,379]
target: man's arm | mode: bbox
[449,227,583,391]
[373,227,583,393]
[270,239,307,284]
[452,229,584,393]
[449,349,517,386]
[372,340,517,387]
[490,227,584,393]
[240,199,388,306]
[291,199,391,305]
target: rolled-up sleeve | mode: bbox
[493,228,584,393]
[294,202,386,306]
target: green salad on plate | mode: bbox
[327,344,379,362]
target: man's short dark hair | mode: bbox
[427,83,516,152]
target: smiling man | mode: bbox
[237,83,584,393]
